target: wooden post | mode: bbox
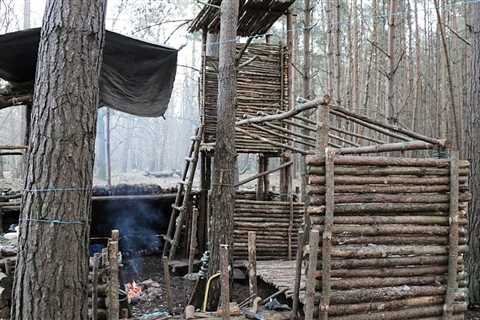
[248,232,257,298]
[291,230,304,320]
[163,256,174,313]
[317,98,330,151]
[107,230,119,320]
[443,150,459,319]
[92,253,100,320]
[263,157,270,196]
[320,149,335,320]
[288,195,294,260]
[304,230,320,320]
[256,155,265,200]
[188,207,199,274]
[199,151,208,253]
[106,107,112,188]
[220,244,230,320]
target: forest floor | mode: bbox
[122,256,480,320]
[122,255,279,319]
[467,309,480,320]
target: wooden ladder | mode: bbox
[163,125,204,260]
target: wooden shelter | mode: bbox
[167,1,470,319]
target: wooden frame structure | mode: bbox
[173,5,469,320]
[284,98,470,319]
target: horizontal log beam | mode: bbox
[307,184,468,194]
[306,155,470,167]
[0,94,32,110]
[308,165,468,176]
[0,145,28,150]
[336,140,442,155]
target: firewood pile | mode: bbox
[92,184,177,196]
[234,199,303,261]
[0,245,17,318]
[0,190,21,217]
[0,231,124,320]
[203,43,288,154]
[302,153,470,319]
[89,230,126,320]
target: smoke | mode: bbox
[90,197,170,275]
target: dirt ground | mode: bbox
[122,255,280,319]
[122,256,480,320]
[467,309,480,320]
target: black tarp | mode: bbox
[0,28,177,117]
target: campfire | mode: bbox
[126,281,143,302]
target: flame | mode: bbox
[127,281,143,301]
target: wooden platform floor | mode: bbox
[254,260,306,303]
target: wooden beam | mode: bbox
[0,94,32,110]
[236,95,331,126]
[248,232,257,298]
[236,160,293,187]
[304,229,320,320]
[336,140,440,155]
[443,151,460,319]
[329,104,446,146]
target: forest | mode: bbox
[0,0,479,319]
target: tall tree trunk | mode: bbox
[326,0,340,103]
[386,0,398,129]
[300,0,313,202]
[0,157,4,179]
[19,0,32,179]
[106,107,112,187]
[466,2,480,306]
[95,109,107,181]
[208,0,238,308]
[12,1,107,319]
[413,0,422,134]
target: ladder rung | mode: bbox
[178,181,190,186]
[185,157,194,162]
[171,204,184,211]
[191,136,201,141]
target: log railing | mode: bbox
[233,96,446,156]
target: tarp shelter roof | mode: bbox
[0,28,178,117]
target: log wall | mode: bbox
[203,43,288,154]
[234,199,303,260]
[304,153,470,319]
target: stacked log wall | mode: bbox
[204,43,289,154]
[305,154,470,319]
[233,199,303,260]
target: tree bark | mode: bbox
[466,2,480,306]
[12,1,107,319]
[208,0,238,308]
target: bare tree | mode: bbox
[466,1,480,306]
[12,0,107,319]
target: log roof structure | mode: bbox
[188,0,295,36]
